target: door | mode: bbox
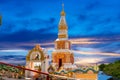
[59,58,62,68]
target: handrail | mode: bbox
[0,62,49,75]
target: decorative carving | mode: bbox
[35,54,40,60]
[59,25,67,30]
[58,34,67,38]
[26,45,45,61]
[48,65,55,74]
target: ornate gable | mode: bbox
[26,44,45,61]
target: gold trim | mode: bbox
[26,47,45,61]
[59,25,67,30]
[58,34,67,38]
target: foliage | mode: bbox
[99,64,105,71]
[0,64,25,79]
[99,60,120,79]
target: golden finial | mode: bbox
[61,3,65,16]
[35,44,41,49]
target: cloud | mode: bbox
[0,0,120,64]
[0,55,26,65]
[0,49,27,52]
[74,57,103,65]
[74,57,120,65]
[0,47,120,65]
[102,57,120,63]
[73,50,120,57]
[85,1,100,10]
[70,38,101,45]
[0,29,56,42]
[0,60,25,65]
[70,36,120,46]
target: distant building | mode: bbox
[25,44,49,79]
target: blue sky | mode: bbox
[0,0,120,65]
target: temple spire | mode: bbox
[60,3,65,16]
[52,3,74,68]
[58,4,68,39]
[59,3,67,25]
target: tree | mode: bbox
[103,60,120,79]
[99,64,105,71]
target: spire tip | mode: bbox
[61,3,65,16]
[62,3,64,10]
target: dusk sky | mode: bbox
[0,0,120,65]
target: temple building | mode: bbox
[52,4,74,70]
[25,4,98,80]
[25,44,49,79]
[48,5,98,80]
